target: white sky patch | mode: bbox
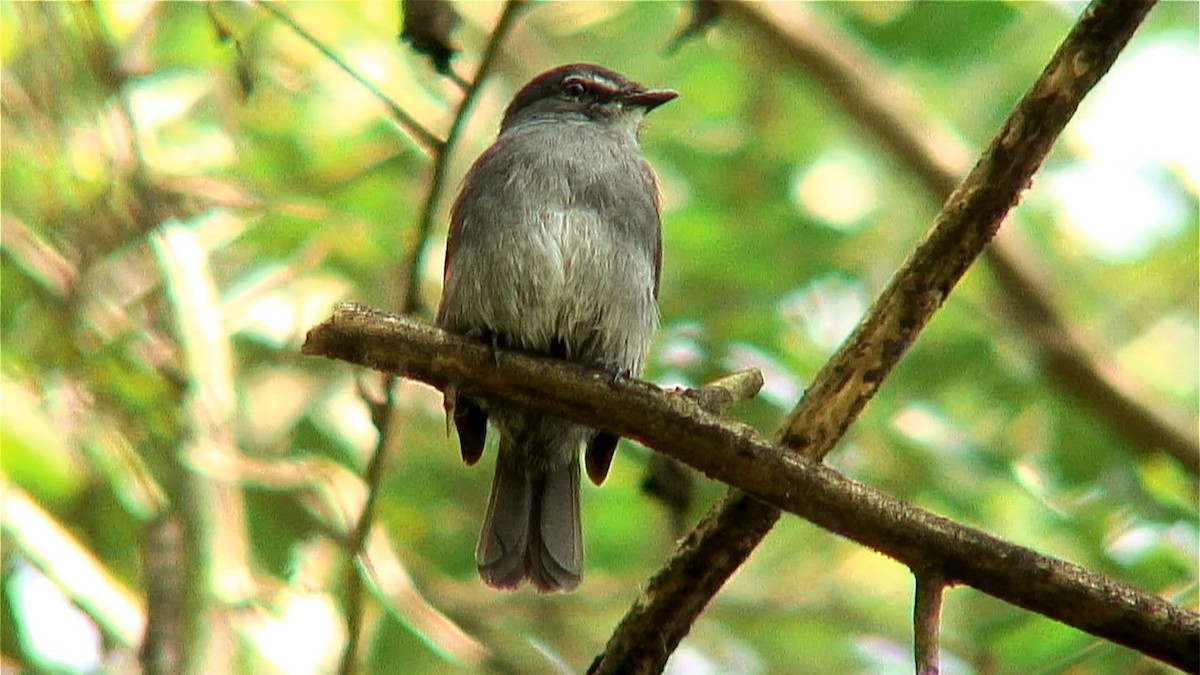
[228,271,351,349]
[1049,39,1199,261]
[318,43,410,134]
[127,71,215,130]
[658,334,706,370]
[1046,163,1187,260]
[791,150,880,231]
[1106,521,1197,566]
[778,276,867,353]
[254,592,346,675]
[891,402,970,457]
[1072,40,1200,189]
[124,72,236,174]
[8,562,102,673]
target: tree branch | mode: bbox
[775,0,1159,457]
[725,0,1198,474]
[591,491,779,675]
[591,0,1166,671]
[153,221,255,674]
[301,304,1199,672]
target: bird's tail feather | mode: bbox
[476,439,582,592]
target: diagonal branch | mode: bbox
[592,0,1163,672]
[301,304,1200,672]
[256,1,443,154]
[726,0,1198,474]
[775,0,1159,458]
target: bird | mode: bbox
[436,63,675,591]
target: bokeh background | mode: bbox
[2,1,1196,674]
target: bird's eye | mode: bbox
[562,79,588,98]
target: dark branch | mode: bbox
[302,304,1200,672]
[777,0,1159,457]
[726,0,1198,473]
[589,490,778,675]
[594,0,1167,671]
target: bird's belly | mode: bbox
[466,210,656,369]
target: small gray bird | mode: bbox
[436,64,675,591]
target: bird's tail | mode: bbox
[475,438,582,592]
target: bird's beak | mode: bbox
[622,88,678,112]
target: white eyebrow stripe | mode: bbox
[566,72,623,91]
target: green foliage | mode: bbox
[1,2,1195,674]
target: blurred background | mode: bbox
[1,1,1196,674]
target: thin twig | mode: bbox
[913,570,946,675]
[591,0,1161,671]
[301,303,1200,672]
[446,68,471,92]
[337,381,398,675]
[338,4,527,673]
[256,0,443,154]
[401,0,529,316]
